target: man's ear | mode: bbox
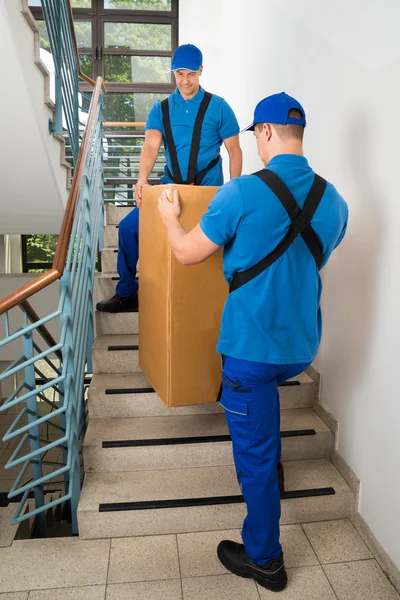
[198,65,204,75]
[264,123,273,141]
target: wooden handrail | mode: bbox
[0,77,104,317]
[67,0,106,93]
[104,122,146,127]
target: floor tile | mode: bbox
[257,566,336,599]
[0,594,28,599]
[280,525,319,568]
[106,580,182,599]
[324,559,400,600]
[182,574,259,600]
[0,538,110,593]
[303,519,372,564]
[177,530,243,577]
[28,586,106,600]
[108,535,180,584]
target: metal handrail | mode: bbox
[0,77,104,535]
[40,0,105,164]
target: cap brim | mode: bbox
[241,122,255,133]
[172,65,201,72]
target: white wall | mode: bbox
[0,1,68,234]
[180,0,400,568]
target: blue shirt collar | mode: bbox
[267,154,309,168]
[172,86,206,104]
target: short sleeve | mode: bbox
[218,99,240,141]
[145,101,163,133]
[200,180,243,246]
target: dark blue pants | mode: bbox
[116,207,139,297]
[220,355,310,565]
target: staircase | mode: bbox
[77,199,356,540]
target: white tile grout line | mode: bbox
[104,538,112,600]
[175,533,185,600]
[301,523,340,599]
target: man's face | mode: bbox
[174,67,203,98]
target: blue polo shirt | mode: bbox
[200,155,348,364]
[145,87,239,186]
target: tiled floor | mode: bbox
[0,519,398,599]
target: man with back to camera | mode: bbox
[96,43,242,313]
[157,92,348,592]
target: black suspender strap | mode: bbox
[161,97,183,184]
[186,91,213,184]
[161,92,219,185]
[229,169,327,293]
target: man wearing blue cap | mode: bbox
[97,43,242,313]
[158,92,348,591]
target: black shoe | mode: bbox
[96,293,138,313]
[217,540,287,592]
[278,462,285,497]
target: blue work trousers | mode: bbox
[116,207,139,297]
[220,355,310,565]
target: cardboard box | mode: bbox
[139,184,228,407]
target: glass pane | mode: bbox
[71,0,92,6]
[104,55,171,83]
[104,22,171,51]
[104,92,168,122]
[37,20,51,52]
[74,21,92,48]
[104,0,171,9]
[80,54,93,78]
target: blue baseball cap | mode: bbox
[242,92,306,132]
[172,44,203,72]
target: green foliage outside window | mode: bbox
[25,235,59,273]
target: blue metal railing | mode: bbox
[40,0,96,164]
[0,79,104,536]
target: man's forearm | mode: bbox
[138,143,159,182]
[229,148,243,179]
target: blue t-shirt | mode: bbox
[145,87,239,186]
[200,154,348,364]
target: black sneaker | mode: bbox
[217,540,287,592]
[278,462,285,497]
[96,293,138,313]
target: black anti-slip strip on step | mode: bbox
[279,381,301,387]
[99,487,335,512]
[111,277,120,280]
[102,429,316,449]
[105,387,155,395]
[108,345,139,351]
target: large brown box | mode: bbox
[139,185,228,407]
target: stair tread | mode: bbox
[84,409,330,447]
[78,459,351,512]
[90,369,312,387]
[93,334,138,349]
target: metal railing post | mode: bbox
[21,323,46,537]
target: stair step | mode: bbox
[100,248,119,274]
[83,409,332,473]
[94,273,120,304]
[106,205,133,225]
[77,458,354,539]
[95,311,139,336]
[104,225,119,248]
[92,335,140,374]
[88,372,316,418]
